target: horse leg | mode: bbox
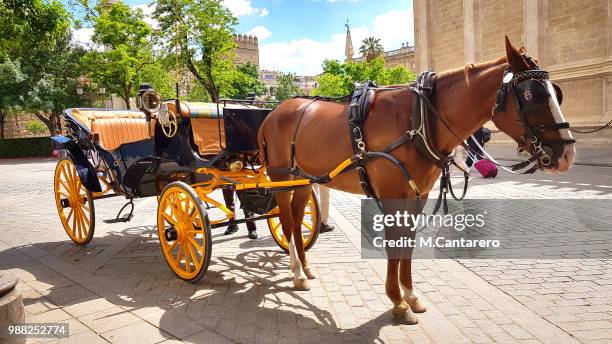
[399,259,427,313]
[271,187,306,289]
[387,259,418,324]
[290,186,316,280]
[382,199,418,324]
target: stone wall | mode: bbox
[414,0,612,128]
[427,0,465,71]
[2,114,49,139]
[233,34,259,67]
[474,0,524,62]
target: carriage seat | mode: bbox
[69,109,150,151]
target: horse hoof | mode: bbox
[405,295,427,313]
[392,309,419,325]
[293,277,310,291]
[303,267,316,280]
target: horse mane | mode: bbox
[435,57,507,89]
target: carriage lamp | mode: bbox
[98,86,106,94]
[76,85,84,95]
[228,159,244,171]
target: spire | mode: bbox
[345,19,354,61]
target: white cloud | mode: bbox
[71,27,95,48]
[223,0,268,17]
[259,9,413,75]
[246,26,272,41]
[132,3,158,29]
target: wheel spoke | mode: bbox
[303,221,313,231]
[74,208,83,240]
[186,241,199,268]
[175,242,184,266]
[165,239,178,253]
[183,241,191,273]
[66,208,74,222]
[80,207,90,227]
[168,194,182,216]
[71,209,77,236]
[163,212,177,225]
[187,236,204,255]
[60,177,71,194]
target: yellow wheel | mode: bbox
[54,158,95,245]
[267,191,320,252]
[157,182,211,282]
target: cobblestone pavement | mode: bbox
[0,158,610,343]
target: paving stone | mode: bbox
[101,321,173,344]
[78,307,142,334]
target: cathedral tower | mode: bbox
[344,20,354,61]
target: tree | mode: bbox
[154,0,238,102]
[359,37,384,62]
[311,57,416,97]
[0,0,74,138]
[0,58,26,139]
[25,36,90,135]
[275,73,302,101]
[81,2,156,108]
[224,62,266,99]
[310,73,345,97]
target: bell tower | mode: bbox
[344,20,354,61]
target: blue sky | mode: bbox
[75,0,414,75]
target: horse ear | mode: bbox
[505,36,530,71]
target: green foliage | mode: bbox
[310,73,345,97]
[0,137,52,158]
[183,83,212,102]
[154,0,238,101]
[0,0,74,138]
[275,73,302,101]
[311,58,416,97]
[81,1,157,108]
[0,58,26,122]
[25,120,48,135]
[24,35,90,133]
[223,62,266,99]
[359,37,384,62]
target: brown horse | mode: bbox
[258,38,575,324]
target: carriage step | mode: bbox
[104,199,134,224]
[103,214,133,223]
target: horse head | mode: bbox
[492,37,576,173]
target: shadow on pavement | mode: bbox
[2,223,394,343]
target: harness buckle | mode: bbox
[357,141,366,151]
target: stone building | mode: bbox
[233,34,259,67]
[346,24,416,71]
[413,0,612,129]
[258,70,318,98]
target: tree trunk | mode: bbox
[187,57,218,102]
[0,111,5,139]
[34,112,55,136]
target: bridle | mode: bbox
[488,60,575,172]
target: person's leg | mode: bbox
[317,185,334,233]
[244,210,258,239]
[222,189,239,235]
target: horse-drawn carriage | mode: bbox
[51,85,321,282]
